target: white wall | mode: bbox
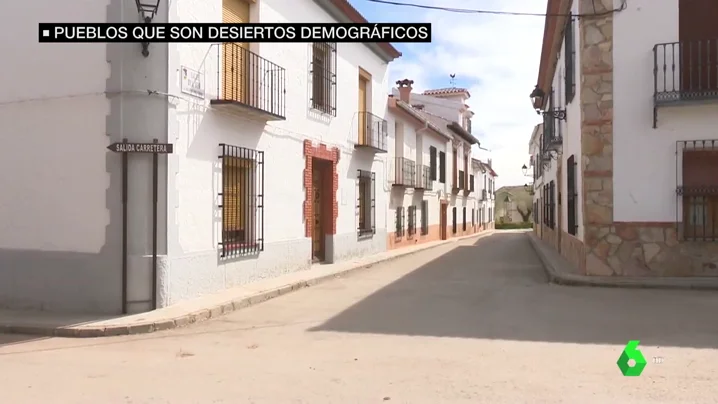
[0,0,170,313]
[553,0,584,239]
[410,93,465,124]
[164,0,391,305]
[613,0,718,222]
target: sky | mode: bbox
[348,0,546,189]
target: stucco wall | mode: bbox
[162,0,391,305]
[0,0,169,313]
[386,108,449,249]
[557,0,584,240]
[613,0,718,222]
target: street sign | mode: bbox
[107,142,173,154]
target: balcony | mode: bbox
[542,109,563,152]
[356,112,388,152]
[415,164,432,190]
[211,43,286,120]
[653,38,718,126]
[392,157,416,188]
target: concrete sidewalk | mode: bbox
[0,231,495,338]
[527,231,718,290]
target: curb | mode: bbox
[526,232,718,291]
[0,231,495,338]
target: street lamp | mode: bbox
[521,164,528,177]
[135,0,161,57]
[530,86,567,121]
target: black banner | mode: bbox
[39,23,431,43]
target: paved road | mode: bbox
[2,231,718,403]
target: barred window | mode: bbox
[310,42,337,116]
[408,205,417,236]
[679,141,718,241]
[395,207,404,237]
[567,155,578,235]
[219,144,264,257]
[421,200,429,235]
[548,181,556,229]
[452,206,457,234]
[357,170,375,237]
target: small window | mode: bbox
[452,207,457,234]
[421,200,429,235]
[408,205,417,236]
[439,151,446,183]
[220,144,264,257]
[310,42,337,115]
[429,147,437,181]
[357,170,375,237]
[395,207,404,237]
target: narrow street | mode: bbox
[2,232,718,403]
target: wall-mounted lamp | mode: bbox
[524,183,535,195]
[521,164,528,177]
[530,86,567,121]
[530,86,545,109]
[135,0,161,57]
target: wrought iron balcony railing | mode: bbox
[415,165,432,190]
[356,111,388,152]
[392,157,416,187]
[212,43,286,120]
[542,109,563,152]
[654,38,718,105]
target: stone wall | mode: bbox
[579,0,617,276]
[560,231,586,274]
[577,0,718,277]
[584,222,718,276]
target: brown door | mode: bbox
[678,0,718,94]
[440,202,448,240]
[358,76,368,144]
[312,164,325,262]
[222,0,251,103]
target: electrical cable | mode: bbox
[362,0,627,18]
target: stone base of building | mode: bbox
[389,224,442,250]
[536,222,718,277]
[560,231,586,274]
[585,222,718,277]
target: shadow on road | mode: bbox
[0,334,49,347]
[310,232,718,348]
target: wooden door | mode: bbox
[678,0,718,94]
[440,202,448,240]
[358,76,368,144]
[312,165,325,262]
[222,0,251,102]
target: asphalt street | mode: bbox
[1,231,717,403]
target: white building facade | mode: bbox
[0,0,401,314]
[531,0,718,276]
[383,80,492,249]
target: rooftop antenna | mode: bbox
[449,74,456,87]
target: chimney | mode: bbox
[396,79,414,103]
[487,159,492,168]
